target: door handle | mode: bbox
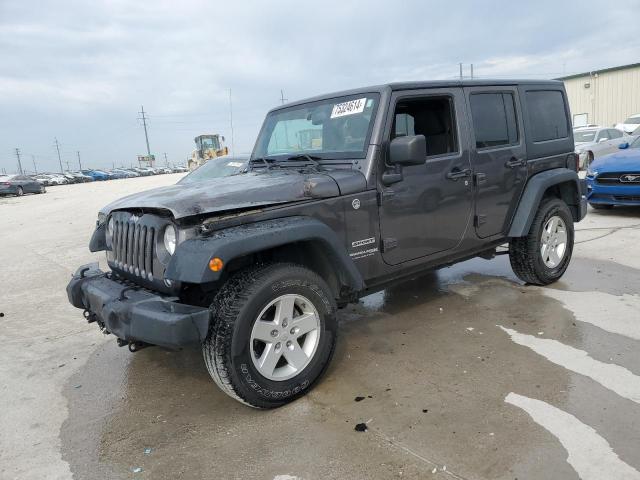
[505,157,526,168]
[446,168,471,180]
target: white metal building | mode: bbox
[558,62,640,128]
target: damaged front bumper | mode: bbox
[66,263,210,349]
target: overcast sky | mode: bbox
[1,0,639,173]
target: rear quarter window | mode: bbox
[525,90,569,142]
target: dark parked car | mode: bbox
[177,154,249,184]
[0,174,46,196]
[67,79,586,408]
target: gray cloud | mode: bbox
[1,0,639,173]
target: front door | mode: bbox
[378,88,473,265]
[464,87,527,238]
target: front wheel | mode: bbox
[509,197,574,285]
[203,263,337,408]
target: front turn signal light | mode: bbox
[208,257,224,272]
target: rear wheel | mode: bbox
[203,263,337,408]
[509,197,574,285]
[16,186,23,196]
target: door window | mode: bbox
[596,130,611,141]
[392,96,458,157]
[469,93,518,149]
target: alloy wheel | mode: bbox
[540,215,567,268]
[249,294,321,381]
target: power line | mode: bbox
[138,105,152,157]
[54,137,64,173]
[15,148,23,175]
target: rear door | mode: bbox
[464,87,527,238]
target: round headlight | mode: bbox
[163,225,177,255]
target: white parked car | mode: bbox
[615,113,640,134]
[574,126,627,169]
[45,174,69,185]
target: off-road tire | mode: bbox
[589,203,613,210]
[202,263,337,408]
[16,186,23,196]
[509,197,574,285]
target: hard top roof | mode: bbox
[270,79,563,112]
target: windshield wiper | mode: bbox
[249,156,278,170]
[285,154,321,168]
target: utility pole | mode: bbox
[15,148,23,175]
[138,105,151,157]
[163,152,168,166]
[470,63,474,79]
[66,160,70,171]
[31,155,38,174]
[54,137,64,173]
[228,89,235,155]
[76,151,82,170]
[280,89,288,105]
[459,63,463,80]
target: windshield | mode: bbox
[574,129,597,142]
[624,116,640,124]
[631,137,640,148]
[178,156,248,184]
[252,93,380,161]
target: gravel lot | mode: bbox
[1,175,640,479]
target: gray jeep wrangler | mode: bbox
[67,80,587,408]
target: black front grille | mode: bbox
[596,172,640,185]
[107,211,171,291]
[112,219,156,279]
[613,195,640,202]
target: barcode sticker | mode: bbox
[331,98,367,118]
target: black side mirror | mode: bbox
[389,135,427,166]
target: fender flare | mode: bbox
[165,216,364,291]
[508,168,586,237]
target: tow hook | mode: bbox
[82,309,96,323]
[116,338,153,352]
[83,309,109,334]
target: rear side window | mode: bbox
[525,90,569,142]
[469,93,518,149]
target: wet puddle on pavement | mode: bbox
[61,256,640,479]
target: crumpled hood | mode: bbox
[591,149,640,173]
[100,169,366,219]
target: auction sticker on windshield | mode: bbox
[331,98,367,118]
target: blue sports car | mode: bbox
[586,136,640,209]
